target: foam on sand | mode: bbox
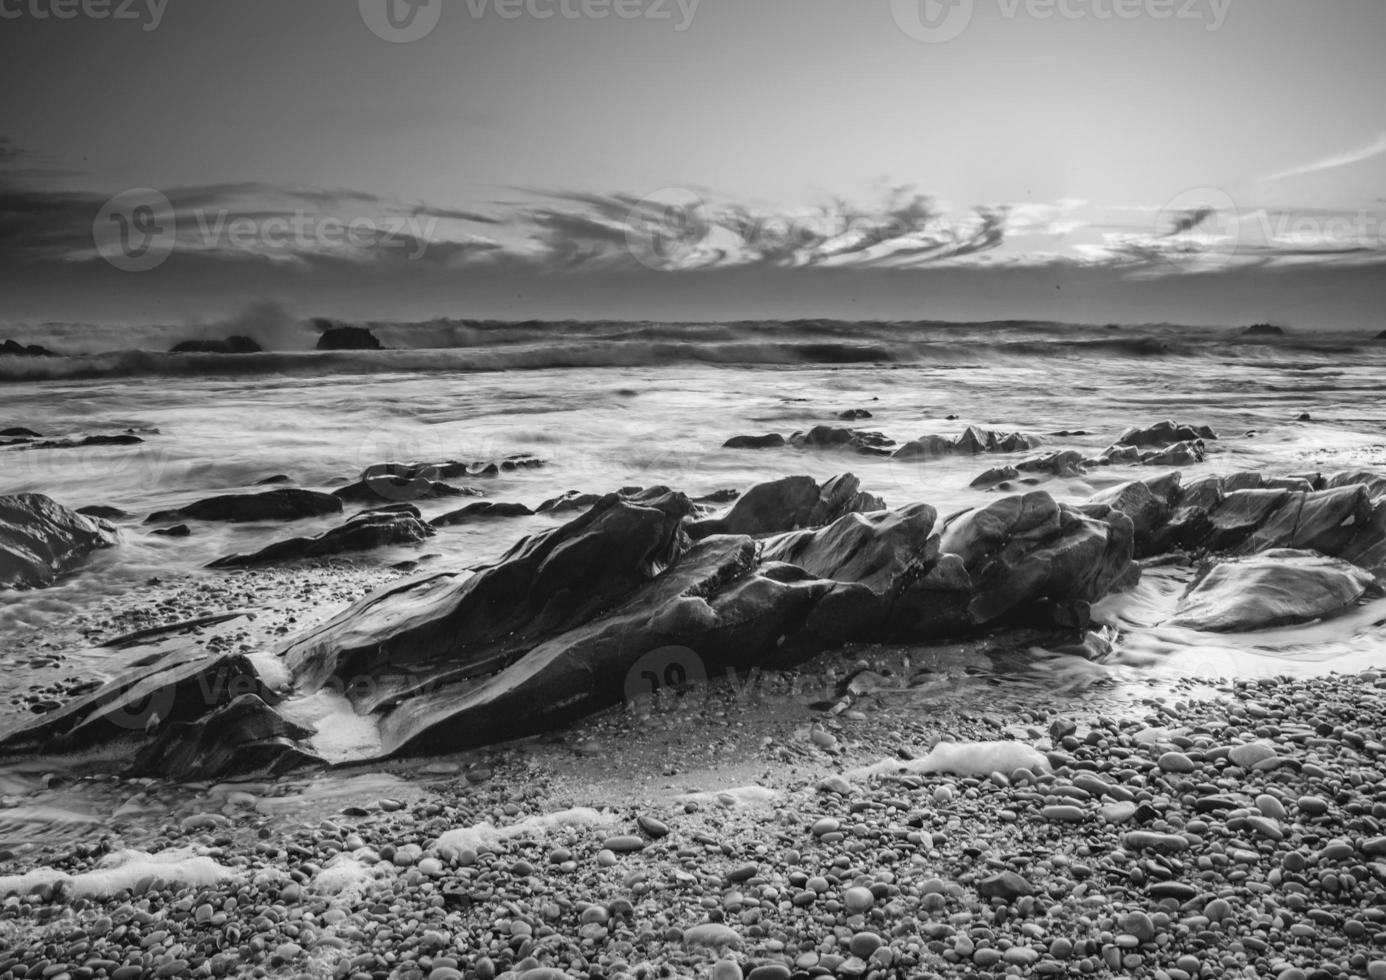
[849,740,1050,781]
[311,853,395,901]
[433,806,615,860]
[676,785,779,807]
[0,847,236,900]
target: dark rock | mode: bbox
[129,694,322,780]
[687,473,884,539]
[256,474,292,485]
[1113,420,1217,448]
[788,426,895,456]
[333,463,478,504]
[430,501,534,526]
[29,434,144,449]
[0,494,117,590]
[536,490,605,514]
[1244,323,1284,336]
[1166,549,1375,632]
[978,871,1034,902]
[1016,450,1086,478]
[723,433,787,450]
[316,324,384,350]
[970,466,1020,489]
[430,454,546,478]
[893,427,1038,460]
[0,339,55,357]
[1141,440,1205,466]
[146,488,342,524]
[208,511,434,568]
[169,335,262,354]
[838,409,873,420]
[0,646,270,754]
[0,427,40,437]
[151,524,191,538]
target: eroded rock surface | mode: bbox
[147,488,342,524]
[0,494,117,590]
[1166,550,1375,632]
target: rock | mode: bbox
[536,490,605,514]
[970,466,1020,489]
[843,886,874,914]
[1016,450,1086,479]
[151,524,191,538]
[29,433,144,449]
[1112,420,1217,448]
[1123,831,1189,852]
[894,427,1037,460]
[723,433,786,450]
[76,505,128,520]
[1227,741,1277,768]
[334,464,477,504]
[1165,550,1374,632]
[315,323,384,350]
[977,871,1033,902]
[130,694,323,780]
[788,425,895,456]
[0,426,41,437]
[1141,440,1205,467]
[209,511,435,567]
[1042,804,1087,822]
[1244,323,1284,336]
[0,339,55,356]
[429,501,534,526]
[602,835,644,853]
[1158,751,1197,773]
[0,494,117,590]
[0,646,270,754]
[687,473,884,539]
[169,335,262,354]
[838,408,873,420]
[683,923,741,948]
[146,488,342,524]
[636,815,669,838]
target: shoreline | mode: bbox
[4,654,1386,978]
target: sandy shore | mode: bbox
[3,644,1386,980]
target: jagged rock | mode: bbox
[971,466,1020,489]
[1086,478,1175,554]
[147,488,341,524]
[1244,323,1284,336]
[1325,469,1386,499]
[0,647,269,753]
[0,339,54,357]
[1233,484,1374,557]
[284,490,696,714]
[129,694,322,780]
[0,494,117,590]
[430,454,545,478]
[152,524,191,538]
[894,427,1037,461]
[1141,440,1205,466]
[1016,450,1087,478]
[537,490,605,514]
[724,433,788,450]
[939,491,1135,626]
[788,426,895,456]
[169,335,262,354]
[333,463,479,504]
[208,511,434,568]
[687,473,884,539]
[430,501,534,526]
[316,324,384,350]
[1166,550,1374,632]
[1114,420,1217,448]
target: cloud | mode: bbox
[1261,132,1386,182]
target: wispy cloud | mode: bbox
[1261,132,1386,182]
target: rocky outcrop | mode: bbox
[170,335,262,354]
[333,464,478,504]
[208,510,434,567]
[28,434,144,450]
[789,426,895,455]
[686,473,884,539]
[894,426,1037,460]
[316,324,384,350]
[146,488,342,524]
[1165,550,1375,632]
[1244,323,1284,336]
[0,494,117,590]
[0,339,54,357]
[724,433,787,450]
[1113,420,1217,448]
[0,426,41,438]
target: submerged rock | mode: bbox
[0,494,117,590]
[0,339,55,357]
[1244,323,1284,336]
[1166,550,1375,632]
[29,433,144,449]
[788,425,895,456]
[894,426,1037,461]
[1113,420,1217,448]
[430,501,534,526]
[147,488,342,524]
[208,511,434,567]
[724,433,787,450]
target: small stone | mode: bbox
[844,886,875,914]
[1119,911,1156,943]
[1227,741,1276,768]
[1042,804,1086,823]
[711,962,743,980]
[684,923,742,948]
[1256,793,1288,820]
[1367,961,1386,980]
[977,871,1032,902]
[849,932,883,958]
[637,815,669,838]
[602,835,645,853]
[811,816,841,837]
[1158,751,1197,773]
[818,775,854,796]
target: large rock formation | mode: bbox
[209,510,434,567]
[0,339,55,357]
[0,494,117,590]
[333,464,478,504]
[686,473,883,539]
[169,335,262,354]
[146,488,342,524]
[316,324,384,350]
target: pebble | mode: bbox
[1042,804,1087,823]
[843,886,875,914]
[684,924,743,947]
[1228,741,1277,768]
[1158,751,1197,773]
[602,835,645,853]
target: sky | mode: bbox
[1,0,1384,330]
